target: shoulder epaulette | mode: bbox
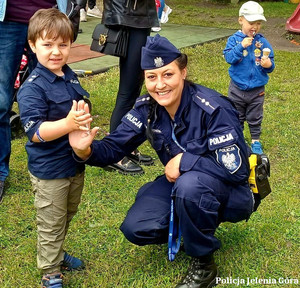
[26,74,39,83]
[134,95,151,108]
[193,92,219,115]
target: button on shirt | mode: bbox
[17,63,89,179]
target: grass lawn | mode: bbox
[1,1,299,287]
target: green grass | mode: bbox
[1,1,299,287]
[166,0,298,29]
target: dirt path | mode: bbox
[262,17,300,52]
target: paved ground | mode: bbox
[68,15,299,76]
[68,17,236,75]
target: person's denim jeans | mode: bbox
[158,0,165,19]
[0,21,36,181]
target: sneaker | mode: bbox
[80,9,87,22]
[41,272,63,288]
[251,141,263,155]
[161,5,172,24]
[61,252,85,271]
[151,26,162,32]
[87,6,102,18]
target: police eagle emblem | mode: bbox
[154,57,164,68]
[216,144,241,174]
[222,153,237,171]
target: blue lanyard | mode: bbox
[168,123,185,261]
[171,122,186,152]
[168,197,181,261]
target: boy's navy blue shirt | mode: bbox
[17,63,89,179]
[223,31,275,91]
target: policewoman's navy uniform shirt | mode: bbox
[85,82,250,185]
[17,63,89,179]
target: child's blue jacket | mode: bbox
[223,31,275,91]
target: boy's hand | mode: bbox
[68,100,99,160]
[66,100,92,131]
[260,56,272,68]
[241,37,253,48]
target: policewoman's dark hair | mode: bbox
[146,53,188,146]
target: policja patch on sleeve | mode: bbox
[122,110,145,133]
[215,144,242,174]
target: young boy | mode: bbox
[17,8,92,288]
[223,1,275,154]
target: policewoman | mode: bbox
[70,34,254,288]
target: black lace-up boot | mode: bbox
[175,256,219,288]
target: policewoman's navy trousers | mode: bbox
[120,171,253,257]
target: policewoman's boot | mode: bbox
[127,149,154,166]
[104,156,144,175]
[175,256,219,288]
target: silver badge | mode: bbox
[154,57,164,68]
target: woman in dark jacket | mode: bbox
[102,0,159,174]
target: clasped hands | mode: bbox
[66,100,92,131]
[69,100,99,160]
[68,100,184,176]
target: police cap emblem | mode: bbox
[154,57,164,68]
